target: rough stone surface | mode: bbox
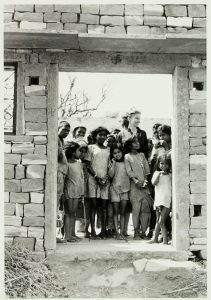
[199,249,207,259]
[125,16,143,26]
[15,5,34,12]
[4,154,21,164]
[14,12,43,22]
[189,228,207,238]
[54,5,80,13]
[30,192,44,203]
[47,23,63,31]
[4,136,34,143]
[4,192,10,203]
[35,145,47,155]
[144,5,164,16]
[24,109,47,123]
[15,203,24,217]
[5,226,27,237]
[26,165,45,179]
[145,260,170,272]
[4,164,15,179]
[165,5,187,17]
[190,145,206,155]
[189,244,206,251]
[4,5,15,12]
[189,127,206,138]
[24,204,44,217]
[64,23,87,32]
[23,217,45,227]
[4,143,11,153]
[189,114,206,127]
[21,179,44,192]
[106,26,126,34]
[12,143,34,154]
[20,21,47,30]
[125,5,143,16]
[35,239,44,252]
[5,216,22,227]
[28,227,44,239]
[190,169,206,181]
[127,26,150,34]
[151,27,166,35]
[34,136,47,145]
[190,138,202,147]
[190,155,206,170]
[100,5,124,16]
[25,123,47,135]
[167,17,192,28]
[22,154,47,165]
[25,96,47,109]
[61,13,77,23]
[4,22,19,29]
[44,12,61,23]
[188,5,206,17]
[133,259,148,272]
[81,5,99,15]
[14,237,35,251]
[4,13,13,23]
[25,85,46,96]
[88,25,104,34]
[4,203,15,215]
[193,18,206,28]
[190,181,206,194]
[189,68,206,82]
[190,91,206,100]
[35,5,54,13]
[5,180,21,192]
[100,16,124,26]
[144,16,166,26]
[80,14,99,25]
[189,100,206,114]
[10,192,29,203]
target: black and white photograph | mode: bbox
[2,0,208,298]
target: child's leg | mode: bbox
[99,199,108,238]
[90,198,97,235]
[139,197,151,237]
[84,198,91,237]
[107,200,114,237]
[70,199,80,241]
[64,198,73,240]
[123,201,131,236]
[159,206,170,244]
[148,208,160,243]
[131,200,141,239]
[120,200,127,237]
[112,202,120,237]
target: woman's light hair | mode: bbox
[127,107,141,117]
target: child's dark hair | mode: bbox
[91,126,110,143]
[64,141,80,158]
[156,153,171,172]
[58,120,70,130]
[153,123,162,131]
[123,135,139,154]
[121,116,129,129]
[110,145,124,161]
[72,126,86,138]
[159,125,171,136]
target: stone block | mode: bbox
[4,22,19,29]
[64,23,87,33]
[201,206,207,216]
[189,90,206,100]
[4,154,21,164]
[167,17,192,28]
[21,179,44,192]
[4,165,15,179]
[24,109,47,123]
[23,217,45,227]
[190,138,202,147]
[202,60,206,67]
[35,145,46,155]
[100,5,124,16]
[28,227,44,239]
[20,21,46,30]
[133,259,147,272]
[81,5,99,15]
[4,192,10,203]
[189,228,207,238]
[125,16,143,26]
[35,5,54,12]
[12,143,34,154]
[4,136,34,143]
[14,237,35,251]
[193,18,206,28]
[30,53,39,64]
[5,180,21,192]
[4,203,15,215]
[100,16,124,26]
[4,5,15,12]
[190,181,206,194]
[10,192,29,203]
[189,244,206,251]
[106,26,126,34]
[15,203,24,217]
[189,114,206,127]
[5,216,22,226]
[144,16,166,27]
[190,169,206,181]
[144,5,164,16]
[44,12,61,22]
[4,13,13,23]
[202,138,206,146]
[25,96,47,109]
[26,165,45,179]
[25,85,46,96]
[80,14,99,25]
[30,192,44,203]
[24,64,47,77]
[34,136,47,145]
[14,12,43,22]
[165,5,187,17]
[190,216,206,229]
[151,27,166,35]
[189,68,206,82]
[167,27,187,33]
[47,23,63,31]
[15,5,34,12]
[22,154,47,165]
[188,28,206,34]
[54,5,80,13]
[188,5,206,18]
[5,226,27,237]
[190,145,206,155]
[24,204,44,217]
[88,25,104,34]
[125,5,143,16]
[61,13,77,23]
[199,250,207,260]
[189,127,206,138]
[189,100,206,114]
[127,26,150,35]
[191,56,202,68]
[145,260,170,272]
[35,239,44,252]
[26,123,47,136]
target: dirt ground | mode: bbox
[47,254,207,298]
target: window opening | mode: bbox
[193,205,202,217]
[193,82,204,91]
[30,76,39,85]
[4,65,16,134]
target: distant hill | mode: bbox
[65,116,171,140]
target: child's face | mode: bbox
[107,136,116,147]
[112,148,122,161]
[131,138,140,151]
[159,132,171,143]
[73,148,81,159]
[130,113,141,127]
[96,131,107,145]
[75,127,86,138]
[159,160,169,172]
[58,125,70,139]
[79,147,87,160]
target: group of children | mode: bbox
[57,119,172,245]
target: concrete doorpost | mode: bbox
[172,67,190,251]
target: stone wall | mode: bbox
[4,4,206,35]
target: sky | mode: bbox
[59,72,173,119]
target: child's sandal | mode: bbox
[67,238,77,243]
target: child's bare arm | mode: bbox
[151,171,161,186]
[108,159,115,178]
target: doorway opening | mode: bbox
[57,72,173,249]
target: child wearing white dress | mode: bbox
[149,154,172,245]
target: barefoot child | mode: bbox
[63,142,84,242]
[124,136,152,240]
[149,154,172,245]
[108,146,130,240]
